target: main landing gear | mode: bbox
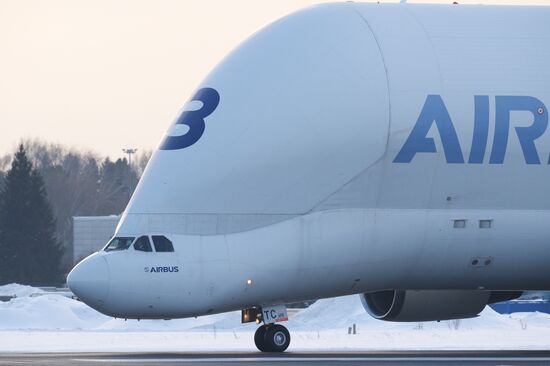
[254,323,291,352]
[242,305,291,352]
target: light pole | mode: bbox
[122,148,138,167]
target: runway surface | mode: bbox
[1,351,550,365]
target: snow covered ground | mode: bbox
[1,284,550,352]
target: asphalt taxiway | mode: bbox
[1,351,550,365]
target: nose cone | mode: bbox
[68,253,110,310]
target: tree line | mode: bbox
[0,140,151,285]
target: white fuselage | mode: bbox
[84,208,550,319]
[68,2,550,320]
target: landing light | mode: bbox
[247,279,253,285]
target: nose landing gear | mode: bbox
[254,323,291,352]
[242,305,291,352]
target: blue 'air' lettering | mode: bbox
[393,95,464,163]
[394,95,548,164]
[160,88,220,151]
[490,96,548,164]
[468,96,490,164]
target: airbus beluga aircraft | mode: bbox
[68,2,550,352]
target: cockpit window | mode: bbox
[134,236,152,252]
[152,235,174,252]
[104,237,135,252]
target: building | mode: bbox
[72,216,119,264]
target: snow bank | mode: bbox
[0,294,109,330]
[0,283,43,298]
[1,284,549,332]
[1,284,550,352]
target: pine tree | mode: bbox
[0,145,63,285]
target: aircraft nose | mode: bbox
[67,254,110,307]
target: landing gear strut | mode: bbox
[254,323,290,352]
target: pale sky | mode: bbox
[1,0,549,159]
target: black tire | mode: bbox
[264,324,290,353]
[254,325,269,352]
